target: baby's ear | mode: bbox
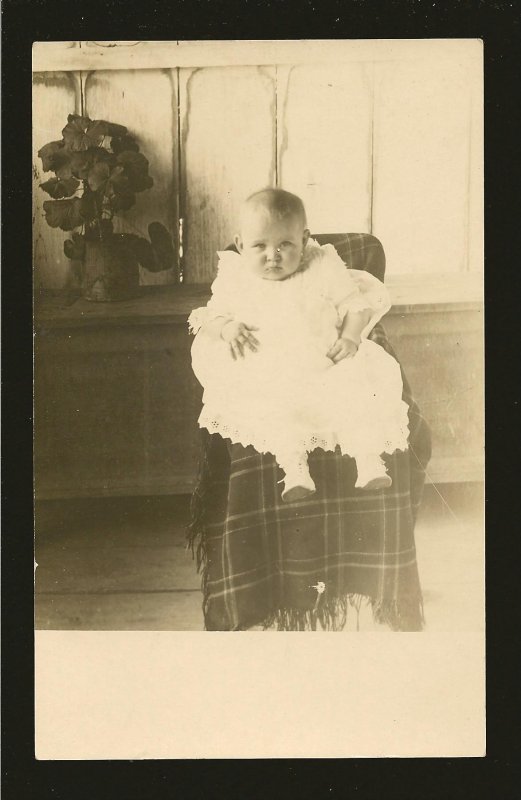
[302,229,310,247]
[234,234,243,253]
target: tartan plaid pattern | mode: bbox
[312,233,386,283]
[189,235,431,631]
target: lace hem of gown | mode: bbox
[197,405,411,461]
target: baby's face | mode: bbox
[235,211,309,281]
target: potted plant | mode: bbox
[38,114,175,301]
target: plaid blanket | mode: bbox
[188,324,431,632]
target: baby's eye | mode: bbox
[279,241,293,248]
[253,243,265,249]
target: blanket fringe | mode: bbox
[261,593,424,632]
[372,596,425,632]
[262,594,354,632]
[186,433,213,621]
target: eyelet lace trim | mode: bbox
[198,410,410,460]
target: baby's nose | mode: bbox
[266,246,281,261]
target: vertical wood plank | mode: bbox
[277,63,373,235]
[180,66,276,283]
[33,72,81,291]
[372,57,472,275]
[84,69,179,284]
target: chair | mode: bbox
[189,234,431,632]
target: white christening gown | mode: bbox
[188,239,410,478]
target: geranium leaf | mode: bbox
[90,146,113,163]
[43,198,84,231]
[69,150,93,180]
[87,161,110,192]
[80,193,98,223]
[148,222,175,271]
[110,135,139,155]
[85,119,109,145]
[107,165,130,195]
[54,162,73,181]
[109,164,126,180]
[66,113,85,125]
[132,174,154,193]
[40,176,80,199]
[40,178,61,198]
[131,237,156,271]
[60,176,81,197]
[38,140,65,172]
[80,148,114,181]
[103,121,128,138]
[62,115,107,151]
[116,150,149,174]
[115,151,153,193]
[62,115,92,150]
[64,233,86,260]
[111,191,135,212]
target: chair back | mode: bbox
[226,233,386,282]
[312,233,386,282]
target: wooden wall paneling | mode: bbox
[84,68,179,284]
[385,307,483,481]
[141,324,202,488]
[33,72,82,291]
[34,323,202,498]
[34,328,147,496]
[372,57,472,275]
[277,63,373,234]
[179,66,276,283]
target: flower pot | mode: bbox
[82,238,140,302]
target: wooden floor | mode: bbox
[34,483,484,632]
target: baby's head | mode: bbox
[234,188,310,281]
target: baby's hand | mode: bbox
[221,320,260,360]
[327,336,359,363]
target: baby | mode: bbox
[189,188,410,502]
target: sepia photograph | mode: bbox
[32,38,484,758]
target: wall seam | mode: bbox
[79,70,85,116]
